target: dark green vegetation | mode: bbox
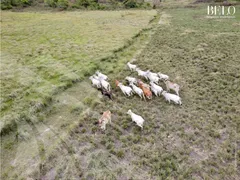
[2,0,240,10]
[0,0,152,10]
[1,1,240,180]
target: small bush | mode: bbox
[123,0,140,8]
[1,0,32,9]
[81,128,86,133]
[20,0,32,5]
[57,0,68,9]
[83,97,94,106]
[91,126,98,133]
[76,0,98,8]
[109,148,116,155]
[116,150,124,158]
[44,0,57,7]
[1,0,12,9]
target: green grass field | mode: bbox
[0,10,157,134]
[1,1,240,180]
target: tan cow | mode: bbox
[164,80,180,96]
[98,110,111,130]
[138,80,152,99]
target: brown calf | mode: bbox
[138,80,152,99]
[98,110,111,130]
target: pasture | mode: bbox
[0,10,157,133]
[1,2,240,180]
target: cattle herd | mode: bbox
[89,61,182,130]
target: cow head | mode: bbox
[115,80,119,87]
[127,109,132,115]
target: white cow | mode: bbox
[135,68,148,80]
[127,62,137,71]
[99,77,111,91]
[146,71,159,84]
[158,72,169,81]
[162,91,182,105]
[129,82,145,100]
[117,83,133,96]
[150,82,163,96]
[96,71,108,81]
[89,76,101,88]
[146,70,158,77]
[127,109,145,129]
[125,76,137,85]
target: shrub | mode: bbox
[76,0,98,8]
[81,128,86,133]
[1,0,32,9]
[116,150,124,158]
[44,0,57,7]
[77,0,90,8]
[83,97,94,106]
[57,0,68,8]
[20,0,32,5]
[1,3,12,10]
[123,0,139,8]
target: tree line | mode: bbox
[1,0,153,10]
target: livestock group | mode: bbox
[89,61,182,130]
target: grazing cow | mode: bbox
[127,109,145,129]
[89,76,101,88]
[98,110,111,130]
[129,82,145,100]
[117,82,133,97]
[164,80,180,95]
[95,71,108,81]
[146,71,160,84]
[146,70,158,77]
[98,77,111,91]
[138,80,152,99]
[125,76,137,85]
[127,62,137,71]
[150,82,163,96]
[135,68,148,80]
[157,72,169,81]
[97,87,113,100]
[162,91,182,105]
